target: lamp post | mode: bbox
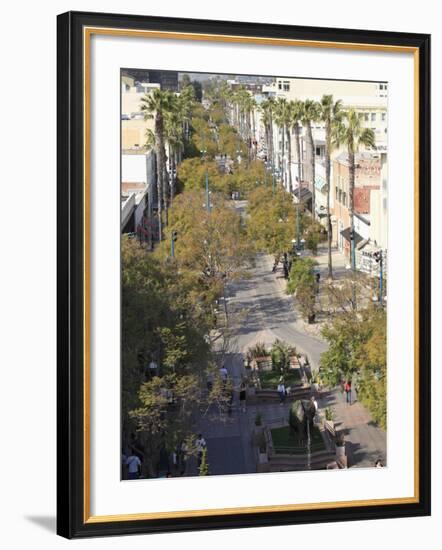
[170,230,178,258]
[373,250,384,304]
[205,171,211,213]
[200,147,211,214]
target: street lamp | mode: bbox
[200,147,211,214]
[205,176,211,213]
[170,230,178,258]
[373,250,385,305]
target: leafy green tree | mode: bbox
[286,258,317,295]
[199,447,210,476]
[320,307,386,428]
[121,237,213,469]
[230,160,267,197]
[286,258,318,322]
[177,157,230,195]
[247,186,301,258]
[162,190,253,280]
[130,373,201,477]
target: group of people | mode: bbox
[271,252,292,279]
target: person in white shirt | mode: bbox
[195,434,207,467]
[219,366,228,384]
[277,382,286,404]
[126,451,142,480]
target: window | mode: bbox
[316,146,321,156]
[364,113,369,122]
[278,81,282,90]
[382,112,386,122]
[343,192,347,206]
[371,112,376,122]
[335,186,338,199]
[283,81,290,91]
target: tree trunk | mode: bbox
[325,120,333,279]
[252,111,256,160]
[162,154,169,227]
[348,149,356,270]
[155,114,164,242]
[307,122,316,219]
[286,126,293,193]
[295,123,302,194]
[170,148,176,202]
[281,126,285,188]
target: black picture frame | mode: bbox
[57,10,431,539]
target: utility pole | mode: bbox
[170,230,178,258]
[205,171,211,213]
[296,192,301,251]
[373,250,384,304]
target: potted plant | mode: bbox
[258,442,268,463]
[335,432,346,458]
[323,407,335,433]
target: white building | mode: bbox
[121,151,156,239]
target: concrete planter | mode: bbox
[252,425,265,447]
[325,419,335,432]
[336,444,346,458]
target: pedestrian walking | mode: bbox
[277,381,286,404]
[344,380,352,405]
[219,365,228,381]
[147,357,158,379]
[196,434,207,467]
[126,449,142,480]
[239,379,247,412]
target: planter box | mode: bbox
[336,444,346,458]
[252,426,265,447]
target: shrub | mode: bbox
[270,339,293,373]
[247,342,268,359]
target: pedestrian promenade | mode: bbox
[320,389,386,468]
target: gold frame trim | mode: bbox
[83,26,420,524]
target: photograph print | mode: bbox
[120,69,388,481]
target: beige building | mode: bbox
[257,77,387,196]
[121,85,159,151]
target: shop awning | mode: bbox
[340,227,363,246]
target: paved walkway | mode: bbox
[320,389,386,468]
[189,215,386,474]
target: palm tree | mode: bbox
[260,97,276,172]
[141,88,176,242]
[333,109,375,269]
[165,110,184,203]
[320,94,343,279]
[290,100,305,196]
[274,98,291,191]
[246,95,257,161]
[301,99,321,219]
